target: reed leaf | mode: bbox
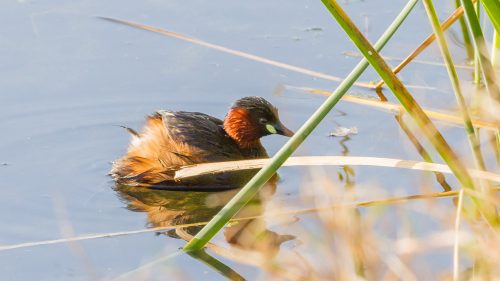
[493,30,499,67]
[182,0,420,251]
[474,1,482,85]
[422,0,487,175]
[460,0,500,102]
[456,0,475,59]
[481,0,500,34]
[321,0,498,224]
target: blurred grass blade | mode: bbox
[493,30,499,67]
[422,0,487,175]
[460,0,500,102]
[453,189,465,281]
[182,0,420,251]
[321,0,498,223]
[174,156,500,183]
[287,85,499,131]
[474,1,482,85]
[461,0,500,170]
[456,0,474,59]
[481,0,500,34]
[490,31,500,168]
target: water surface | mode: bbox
[0,0,483,280]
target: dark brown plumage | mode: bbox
[111,96,293,189]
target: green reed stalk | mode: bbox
[493,30,499,67]
[321,0,498,224]
[456,0,474,59]
[422,0,486,169]
[474,1,481,85]
[422,0,489,192]
[492,31,500,168]
[481,0,500,34]
[187,250,245,281]
[182,0,420,251]
[494,131,500,169]
[462,0,500,172]
[461,0,500,103]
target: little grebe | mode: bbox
[111,96,293,189]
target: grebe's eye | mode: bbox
[259,118,268,124]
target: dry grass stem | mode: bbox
[343,51,474,70]
[99,17,376,89]
[453,189,465,281]
[174,156,500,183]
[5,186,498,254]
[374,0,476,89]
[287,85,499,131]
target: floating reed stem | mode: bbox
[174,156,500,183]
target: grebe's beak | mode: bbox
[274,122,294,137]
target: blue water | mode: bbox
[0,0,486,280]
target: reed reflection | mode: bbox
[114,182,294,255]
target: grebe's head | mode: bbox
[223,96,294,148]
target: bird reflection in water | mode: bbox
[114,181,294,255]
